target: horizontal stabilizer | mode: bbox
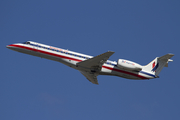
[158,54,174,68]
[165,59,173,67]
[158,53,174,61]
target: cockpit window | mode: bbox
[23,42,30,44]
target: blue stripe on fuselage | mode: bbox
[139,71,156,78]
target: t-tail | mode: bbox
[142,54,174,78]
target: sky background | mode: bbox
[1,0,180,120]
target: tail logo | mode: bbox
[152,62,156,69]
[152,62,159,72]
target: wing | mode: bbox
[79,71,99,84]
[77,51,115,84]
[77,51,115,69]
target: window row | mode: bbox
[24,42,90,60]
[23,42,115,66]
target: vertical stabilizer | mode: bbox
[142,54,174,77]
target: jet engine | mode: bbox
[117,59,142,71]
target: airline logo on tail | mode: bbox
[152,61,159,72]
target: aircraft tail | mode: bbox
[142,54,174,77]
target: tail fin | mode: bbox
[142,54,174,77]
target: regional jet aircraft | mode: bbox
[7,41,174,84]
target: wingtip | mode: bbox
[108,51,115,53]
[167,53,174,56]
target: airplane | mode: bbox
[6,41,174,84]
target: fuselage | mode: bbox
[6,41,156,80]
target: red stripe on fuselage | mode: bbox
[9,44,148,79]
[8,44,82,62]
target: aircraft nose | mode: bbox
[6,44,15,50]
[6,44,12,49]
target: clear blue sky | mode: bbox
[1,0,179,120]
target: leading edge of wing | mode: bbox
[77,51,115,69]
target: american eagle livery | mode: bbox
[7,41,174,84]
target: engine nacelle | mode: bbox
[117,59,142,71]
